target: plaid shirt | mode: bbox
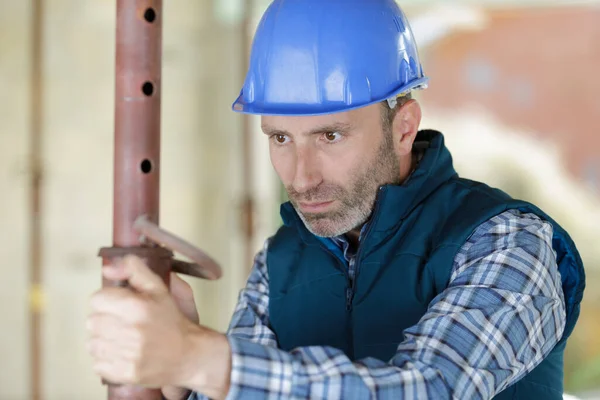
[190,209,566,399]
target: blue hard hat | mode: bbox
[232,0,429,116]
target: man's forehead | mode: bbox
[261,104,379,135]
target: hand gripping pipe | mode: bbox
[98,1,222,399]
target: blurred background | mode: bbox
[0,0,598,399]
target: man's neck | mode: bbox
[345,229,361,249]
[399,147,419,183]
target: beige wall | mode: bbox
[2,1,600,399]
[0,1,279,399]
[0,2,31,399]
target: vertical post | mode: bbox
[29,0,44,399]
[113,0,162,246]
[98,1,222,398]
[99,1,168,399]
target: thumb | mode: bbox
[120,255,168,296]
[169,273,199,324]
[169,272,194,302]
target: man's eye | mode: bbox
[275,134,288,144]
[324,132,342,142]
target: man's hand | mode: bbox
[87,255,199,389]
[163,272,232,400]
[162,273,199,400]
[169,272,200,324]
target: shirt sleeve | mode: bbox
[223,238,277,346]
[187,238,276,400]
[193,210,567,400]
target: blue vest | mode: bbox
[267,130,585,399]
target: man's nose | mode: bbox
[292,148,322,194]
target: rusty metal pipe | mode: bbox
[98,2,222,399]
[101,1,166,399]
[113,0,163,247]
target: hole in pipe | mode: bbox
[141,159,152,174]
[142,82,154,96]
[144,8,156,23]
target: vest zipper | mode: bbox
[345,287,353,311]
[311,187,386,360]
[313,240,354,309]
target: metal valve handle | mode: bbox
[133,215,222,280]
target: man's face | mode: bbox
[262,104,401,237]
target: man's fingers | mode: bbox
[102,256,168,298]
[122,255,168,297]
[102,258,129,282]
[162,386,191,400]
[92,359,131,385]
[89,288,146,321]
[86,313,129,341]
[92,359,159,388]
[87,336,121,361]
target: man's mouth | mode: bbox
[297,200,335,213]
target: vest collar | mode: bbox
[280,130,457,245]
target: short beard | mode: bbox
[288,128,400,237]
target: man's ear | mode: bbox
[391,99,422,156]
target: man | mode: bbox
[87,0,585,399]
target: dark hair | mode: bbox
[380,92,413,131]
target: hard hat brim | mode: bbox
[231,77,430,117]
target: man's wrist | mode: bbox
[177,323,232,400]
